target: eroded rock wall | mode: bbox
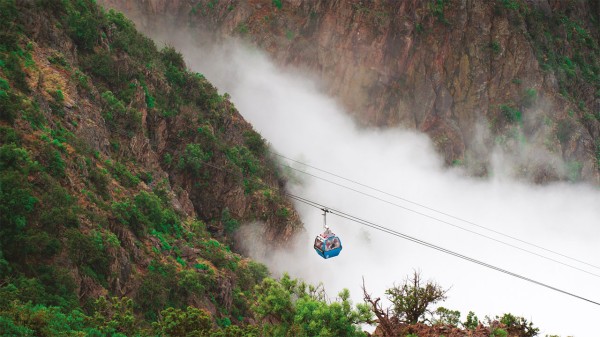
[100,0,600,183]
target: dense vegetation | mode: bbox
[0,0,306,334]
[0,0,549,335]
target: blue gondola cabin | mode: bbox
[314,232,342,259]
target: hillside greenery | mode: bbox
[0,0,316,334]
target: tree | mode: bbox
[363,271,449,336]
[362,279,397,337]
[252,274,371,337]
[152,306,212,336]
[385,271,448,324]
[90,296,136,336]
[432,306,461,326]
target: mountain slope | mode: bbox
[0,0,306,332]
[100,0,600,184]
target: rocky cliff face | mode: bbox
[100,0,600,183]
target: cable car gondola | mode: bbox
[314,209,342,259]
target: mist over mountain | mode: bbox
[101,0,600,184]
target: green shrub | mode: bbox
[66,229,110,284]
[108,160,140,188]
[178,143,211,175]
[236,261,269,292]
[200,239,230,269]
[276,207,290,219]
[272,0,283,9]
[81,50,118,85]
[136,261,178,320]
[430,0,447,24]
[560,56,577,78]
[105,9,157,63]
[22,102,46,129]
[500,104,522,124]
[0,145,40,250]
[0,127,19,146]
[142,83,155,108]
[160,46,186,70]
[177,269,214,299]
[285,30,294,40]
[491,328,508,337]
[152,306,212,336]
[72,69,90,92]
[0,77,9,91]
[0,171,37,243]
[0,143,34,172]
[502,0,519,10]
[66,0,104,51]
[135,191,181,234]
[112,191,181,236]
[49,89,65,116]
[160,46,189,89]
[89,167,110,199]
[226,145,260,175]
[22,229,61,260]
[490,40,501,54]
[101,91,141,134]
[236,23,249,35]
[0,0,19,51]
[0,301,91,336]
[243,130,267,156]
[497,313,539,337]
[2,52,29,92]
[48,53,69,68]
[38,184,80,232]
[522,88,538,108]
[52,89,64,102]
[222,208,240,234]
[29,266,79,308]
[41,146,65,177]
[433,307,460,326]
[112,200,146,237]
[253,275,370,337]
[463,311,478,330]
[89,296,136,336]
[101,91,125,123]
[0,90,21,123]
[163,153,173,166]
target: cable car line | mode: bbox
[285,193,600,307]
[203,158,600,304]
[272,151,600,272]
[203,156,599,278]
[279,164,600,279]
[273,152,600,272]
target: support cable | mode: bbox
[272,151,600,271]
[279,164,600,278]
[285,193,600,307]
[200,156,600,301]
[271,152,600,277]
